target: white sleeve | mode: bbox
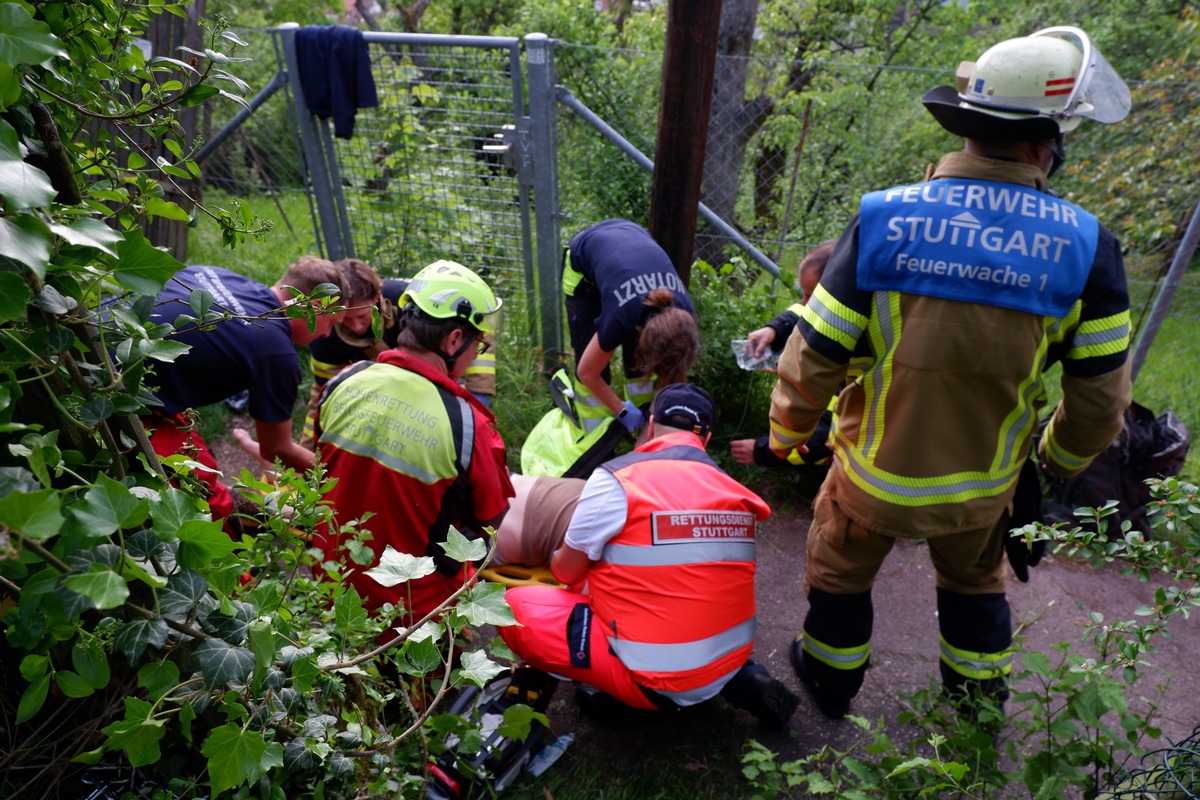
[562,469,628,560]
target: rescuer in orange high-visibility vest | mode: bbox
[498,384,799,730]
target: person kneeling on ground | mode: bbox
[313,260,512,630]
[498,383,799,730]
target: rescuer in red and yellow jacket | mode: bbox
[499,384,799,730]
[314,260,512,629]
[768,27,1134,720]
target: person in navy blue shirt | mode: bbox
[141,258,346,521]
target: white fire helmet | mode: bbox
[922,26,1131,142]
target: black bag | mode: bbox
[1042,402,1190,537]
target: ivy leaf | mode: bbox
[201,723,284,796]
[194,638,255,688]
[175,518,236,570]
[247,617,274,693]
[72,474,150,537]
[0,271,30,323]
[333,586,367,632]
[138,660,180,701]
[15,673,50,724]
[159,569,207,618]
[455,649,507,689]
[0,488,64,539]
[62,565,128,610]
[55,669,95,698]
[454,581,515,627]
[0,214,52,278]
[49,217,123,257]
[32,285,77,315]
[150,486,204,539]
[115,618,170,662]
[364,546,436,587]
[101,697,166,768]
[80,398,114,427]
[0,4,68,66]
[111,229,184,295]
[396,636,440,676]
[142,195,191,222]
[126,530,169,560]
[178,84,220,107]
[440,525,487,564]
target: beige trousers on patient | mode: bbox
[494,474,586,566]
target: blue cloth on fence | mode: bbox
[294,25,378,139]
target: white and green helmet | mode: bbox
[922,26,1131,141]
[399,260,502,335]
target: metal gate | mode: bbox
[276,28,562,359]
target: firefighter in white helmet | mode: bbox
[769,27,1133,720]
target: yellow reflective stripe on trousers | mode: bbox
[801,284,868,352]
[939,635,1012,680]
[608,618,755,673]
[1067,309,1130,361]
[800,631,869,671]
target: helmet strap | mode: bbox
[1043,134,1066,179]
[437,328,477,374]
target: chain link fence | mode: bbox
[197,30,1200,442]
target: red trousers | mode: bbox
[144,414,235,522]
[499,585,658,710]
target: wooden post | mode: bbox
[648,0,723,287]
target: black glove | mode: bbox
[1006,458,1047,583]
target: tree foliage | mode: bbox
[0,2,520,797]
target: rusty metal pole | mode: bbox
[648,0,723,287]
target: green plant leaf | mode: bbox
[159,570,208,617]
[1020,650,1052,678]
[201,723,284,795]
[178,84,220,107]
[16,673,50,724]
[333,586,367,631]
[150,486,204,538]
[19,654,49,682]
[72,473,149,538]
[194,638,255,687]
[113,618,169,662]
[441,525,487,563]
[0,4,68,66]
[80,397,114,427]
[32,284,76,315]
[102,697,166,767]
[0,271,30,323]
[72,638,111,690]
[455,580,515,627]
[248,617,274,692]
[0,214,52,277]
[55,669,96,698]
[396,636,440,675]
[456,649,507,688]
[0,488,64,539]
[365,546,436,587]
[111,228,184,295]
[143,195,191,222]
[49,217,123,257]
[138,660,180,701]
[63,565,129,610]
[175,518,236,570]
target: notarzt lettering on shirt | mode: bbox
[612,271,687,307]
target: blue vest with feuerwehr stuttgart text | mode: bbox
[857,178,1098,317]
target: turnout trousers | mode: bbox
[798,478,1013,705]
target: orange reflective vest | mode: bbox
[588,432,770,703]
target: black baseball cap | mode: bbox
[652,383,714,435]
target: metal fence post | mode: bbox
[525,33,563,372]
[1131,197,1200,384]
[277,24,352,260]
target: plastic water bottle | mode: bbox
[525,733,574,778]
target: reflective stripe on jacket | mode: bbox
[587,432,770,702]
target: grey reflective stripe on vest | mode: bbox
[608,617,755,673]
[452,395,474,473]
[602,443,717,474]
[601,540,755,567]
[318,430,444,484]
